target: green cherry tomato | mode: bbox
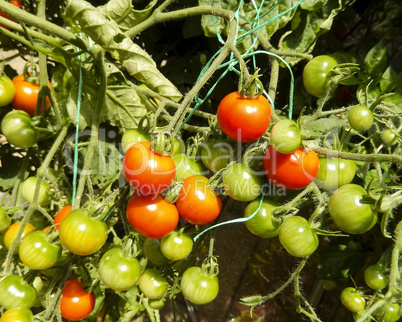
[138,269,168,299]
[244,198,281,238]
[181,266,219,305]
[59,209,108,256]
[315,157,356,191]
[121,128,151,153]
[320,279,337,291]
[223,163,263,202]
[340,287,365,312]
[21,176,51,207]
[160,230,193,261]
[0,275,37,309]
[99,247,141,291]
[200,138,240,172]
[348,105,374,131]
[303,55,338,97]
[1,110,39,148]
[381,129,398,146]
[0,308,33,322]
[279,216,319,257]
[149,299,165,310]
[172,153,206,181]
[143,238,171,266]
[328,184,378,234]
[19,230,61,270]
[270,119,301,154]
[0,206,11,232]
[0,75,16,107]
[383,303,401,322]
[364,264,388,290]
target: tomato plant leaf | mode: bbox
[280,0,344,65]
[317,242,366,280]
[65,0,182,103]
[98,0,158,31]
[303,116,347,136]
[380,66,397,93]
[103,84,147,131]
[363,40,388,77]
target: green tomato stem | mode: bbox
[4,125,69,274]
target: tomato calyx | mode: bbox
[138,112,157,134]
[206,161,236,193]
[201,255,219,278]
[23,61,40,85]
[238,63,263,99]
[162,180,184,204]
[242,141,269,172]
[121,235,141,259]
[151,131,175,156]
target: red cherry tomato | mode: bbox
[12,75,51,116]
[60,279,95,321]
[126,193,179,239]
[123,141,176,195]
[53,205,72,230]
[176,175,222,225]
[262,146,319,190]
[0,0,22,30]
[217,91,271,142]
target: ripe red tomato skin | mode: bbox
[126,193,179,239]
[60,279,95,321]
[12,75,51,116]
[217,91,271,142]
[263,146,319,190]
[176,175,222,225]
[123,141,176,195]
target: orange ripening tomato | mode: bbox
[176,175,222,225]
[262,146,319,190]
[12,75,52,116]
[123,141,176,195]
[217,91,271,142]
[126,193,179,239]
[0,0,22,30]
[60,279,95,321]
[54,205,72,230]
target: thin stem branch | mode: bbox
[74,48,107,208]
[305,142,402,164]
[0,0,87,49]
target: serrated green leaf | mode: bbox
[300,0,327,11]
[318,242,366,280]
[103,84,147,131]
[380,66,397,93]
[98,0,157,31]
[382,93,402,113]
[65,0,182,102]
[89,137,123,187]
[303,116,347,136]
[281,0,344,65]
[363,40,388,77]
